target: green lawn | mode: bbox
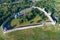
[0,26,4,40]
[11,18,31,27]
[4,25,60,40]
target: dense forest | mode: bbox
[0,0,59,26]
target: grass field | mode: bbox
[11,18,30,27]
[4,25,60,40]
[0,26,4,40]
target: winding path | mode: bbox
[32,6,56,25]
[2,6,56,34]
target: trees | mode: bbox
[23,0,32,5]
[0,1,26,26]
[45,5,55,13]
[0,0,57,26]
[34,0,55,8]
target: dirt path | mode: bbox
[3,6,56,34]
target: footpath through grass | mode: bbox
[4,25,60,40]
